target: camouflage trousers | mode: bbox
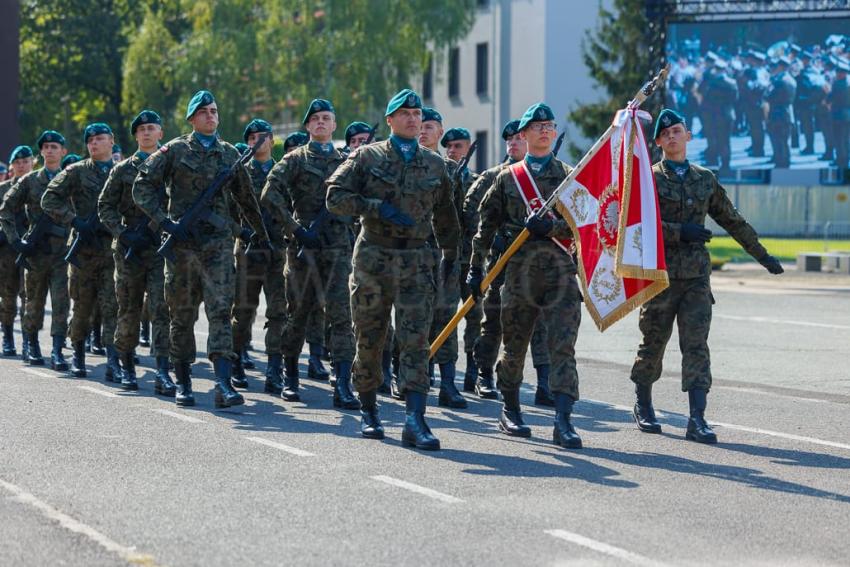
[428,248,459,365]
[495,244,581,399]
[112,244,168,356]
[281,246,354,361]
[68,250,116,345]
[630,276,713,392]
[232,245,286,355]
[305,305,326,347]
[0,245,24,327]
[458,262,482,353]
[165,239,235,363]
[474,263,550,371]
[350,239,434,395]
[22,237,69,336]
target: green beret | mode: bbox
[440,127,471,148]
[61,154,82,170]
[518,103,555,131]
[302,99,335,124]
[501,120,521,140]
[344,122,372,146]
[421,107,443,123]
[234,142,249,154]
[37,130,66,149]
[9,145,34,163]
[186,90,215,120]
[243,118,273,142]
[385,88,422,116]
[653,108,686,139]
[283,131,309,152]
[83,123,113,144]
[112,144,122,154]
[131,110,162,135]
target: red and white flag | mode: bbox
[554,108,669,331]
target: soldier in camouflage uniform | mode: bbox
[630,109,783,444]
[97,110,176,395]
[261,99,359,409]
[229,118,287,395]
[0,146,34,359]
[464,120,552,405]
[468,103,583,449]
[765,57,797,168]
[132,90,270,409]
[327,89,460,449]
[42,124,122,381]
[1,133,70,369]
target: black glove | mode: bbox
[160,218,189,242]
[758,253,784,275]
[490,233,508,255]
[525,213,553,238]
[118,229,148,251]
[294,226,320,249]
[71,216,95,240]
[440,256,455,286]
[378,198,414,227]
[680,222,712,243]
[466,265,484,301]
[238,226,254,244]
[11,238,35,256]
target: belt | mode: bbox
[363,231,426,250]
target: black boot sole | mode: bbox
[27,358,45,366]
[2,349,17,357]
[231,378,249,389]
[685,429,718,444]
[155,386,177,398]
[401,433,441,451]
[214,394,245,409]
[498,420,532,438]
[361,428,385,440]
[307,367,330,381]
[121,382,139,391]
[553,428,583,449]
[175,397,195,407]
[281,391,301,402]
[264,382,283,395]
[475,386,499,400]
[633,406,662,434]
[438,392,469,409]
[71,369,87,378]
[333,396,361,410]
[51,361,70,371]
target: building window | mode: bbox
[448,47,460,98]
[476,42,488,96]
[475,130,488,172]
[423,57,433,101]
[477,0,490,8]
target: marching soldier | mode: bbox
[97,110,176,395]
[795,51,827,156]
[1,132,70,369]
[740,51,769,158]
[41,124,121,380]
[343,121,374,155]
[261,99,359,409]
[699,55,738,175]
[132,90,270,408]
[828,60,850,169]
[630,109,783,444]
[765,57,797,168]
[468,103,583,449]
[327,89,460,449]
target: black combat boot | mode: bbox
[359,389,385,439]
[154,356,176,397]
[104,345,122,383]
[71,341,87,378]
[390,354,404,400]
[475,366,499,399]
[401,391,440,451]
[686,389,717,444]
[428,361,435,387]
[139,320,150,348]
[264,354,283,395]
[119,351,138,391]
[21,330,29,360]
[26,332,45,366]
[85,331,92,353]
[90,327,105,356]
[464,351,478,391]
[553,393,583,449]
[174,362,194,406]
[50,335,69,371]
[437,363,468,408]
[1,324,16,356]
[534,364,554,407]
[307,342,330,380]
[241,347,255,370]
[633,383,661,433]
[231,352,248,389]
[378,348,392,394]
[333,361,361,409]
[281,356,301,401]
[498,389,531,437]
[213,357,245,409]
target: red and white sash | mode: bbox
[509,160,573,253]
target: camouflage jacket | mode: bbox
[463,160,509,257]
[132,133,267,243]
[654,161,766,279]
[98,153,159,238]
[41,159,113,253]
[455,167,479,264]
[260,144,348,248]
[471,158,575,271]
[236,158,283,247]
[2,171,50,242]
[326,140,459,254]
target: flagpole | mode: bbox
[429,66,669,358]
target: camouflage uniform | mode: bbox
[132,133,267,364]
[41,160,118,348]
[455,168,482,357]
[326,139,459,395]
[630,161,768,392]
[0,179,27,332]
[471,158,581,399]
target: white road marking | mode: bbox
[152,408,206,423]
[371,475,464,504]
[245,436,315,457]
[545,529,669,567]
[715,313,850,330]
[711,421,850,452]
[77,386,119,398]
[0,478,160,566]
[22,368,54,378]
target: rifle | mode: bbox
[122,217,157,263]
[156,132,270,262]
[452,139,479,188]
[366,122,379,144]
[552,131,566,157]
[15,213,67,269]
[64,211,107,268]
[294,206,332,261]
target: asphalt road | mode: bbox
[1,264,848,566]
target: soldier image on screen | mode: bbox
[739,50,770,158]
[765,57,797,168]
[794,51,828,156]
[828,59,850,169]
[697,52,738,176]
